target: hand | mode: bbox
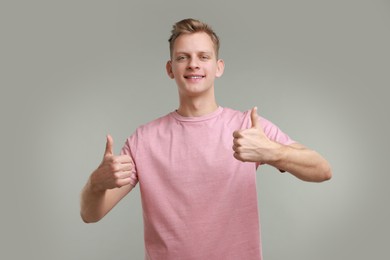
[90,135,135,192]
[232,107,281,163]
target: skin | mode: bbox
[166,32,224,117]
[233,107,332,182]
[80,135,134,223]
[80,31,332,223]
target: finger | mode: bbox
[232,143,245,153]
[235,152,252,162]
[233,130,242,138]
[114,171,133,179]
[117,163,135,172]
[250,106,260,129]
[104,134,114,156]
[114,178,133,188]
[233,152,244,162]
[115,155,134,164]
[107,155,133,165]
[108,159,134,172]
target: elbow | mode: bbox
[317,163,332,182]
[80,211,101,224]
[301,162,332,183]
[325,164,333,180]
[321,169,332,182]
[80,212,92,224]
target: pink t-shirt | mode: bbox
[121,107,295,260]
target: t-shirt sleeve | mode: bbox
[259,116,296,146]
[257,116,296,169]
[120,133,139,188]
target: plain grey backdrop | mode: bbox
[1,0,389,259]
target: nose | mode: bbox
[187,57,200,70]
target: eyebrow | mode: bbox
[174,51,214,56]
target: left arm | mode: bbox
[264,142,332,182]
[233,107,332,182]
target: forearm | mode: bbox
[80,177,108,223]
[80,170,135,223]
[80,135,136,223]
[267,143,332,182]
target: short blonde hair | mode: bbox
[168,18,220,58]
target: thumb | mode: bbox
[104,134,114,156]
[250,106,260,129]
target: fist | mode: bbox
[91,135,135,191]
[233,107,280,163]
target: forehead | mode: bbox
[173,32,216,55]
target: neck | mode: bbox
[176,96,218,117]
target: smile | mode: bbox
[184,75,205,79]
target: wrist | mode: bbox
[89,170,106,194]
[264,142,285,165]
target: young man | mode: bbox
[81,18,332,260]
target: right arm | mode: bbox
[80,135,135,223]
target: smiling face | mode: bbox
[166,32,224,98]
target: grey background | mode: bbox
[1,0,389,259]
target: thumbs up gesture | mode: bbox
[90,135,135,192]
[233,107,280,163]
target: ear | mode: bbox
[166,60,174,79]
[215,59,225,78]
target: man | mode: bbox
[81,18,332,260]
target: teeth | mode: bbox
[186,76,203,79]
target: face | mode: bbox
[166,32,224,98]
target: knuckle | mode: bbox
[109,164,118,172]
[106,155,114,162]
[115,180,122,188]
[233,130,241,138]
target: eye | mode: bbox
[200,55,210,61]
[176,55,187,61]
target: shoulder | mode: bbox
[220,106,252,128]
[134,112,173,136]
[221,106,245,115]
[221,107,249,120]
[124,112,173,151]
[221,106,288,133]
